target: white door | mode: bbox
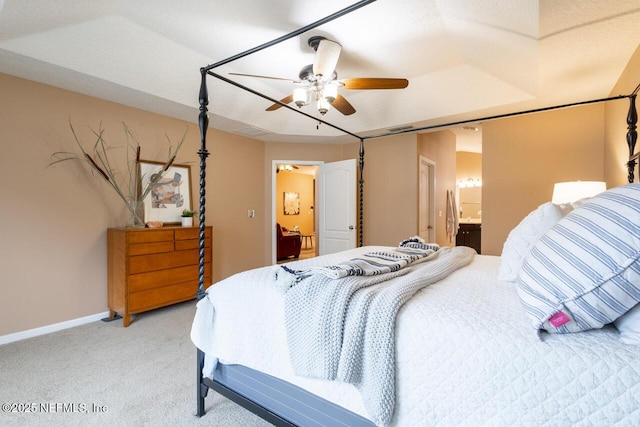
[318,159,356,255]
[419,156,436,242]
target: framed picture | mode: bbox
[283,191,300,215]
[139,160,192,224]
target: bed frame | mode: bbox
[194,1,640,424]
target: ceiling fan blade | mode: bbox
[313,39,341,78]
[340,78,409,90]
[229,72,298,83]
[332,93,356,116]
[265,94,294,111]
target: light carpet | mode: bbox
[0,301,272,427]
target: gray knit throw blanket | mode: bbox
[273,237,441,293]
[276,242,476,426]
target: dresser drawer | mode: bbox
[129,249,198,274]
[128,249,207,274]
[127,229,174,244]
[128,264,212,292]
[175,227,212,240]
[175,236,212,251]
[129,241,175,256]
[128,281,197,313]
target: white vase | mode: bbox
[181,217,193,227]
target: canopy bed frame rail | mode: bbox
[197,350,296,426]
[194,0,640,423]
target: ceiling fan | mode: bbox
[229,36,409,116]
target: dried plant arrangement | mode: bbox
[49,119,187,227]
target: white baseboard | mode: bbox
[0,311,110,346]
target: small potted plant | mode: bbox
[181,209,197,227]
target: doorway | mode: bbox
[271,159,357,264]
[272,160,321,264]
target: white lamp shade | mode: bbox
[317,97,331,115]
[293,88,310,107]
[323,83,338,103]
[551,181,606,204]
[313,39,341,78]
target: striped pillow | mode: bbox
[517,183,640,334]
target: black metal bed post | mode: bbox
[358,138,364,247]
[627,94,637,183]
[196,67,210,417]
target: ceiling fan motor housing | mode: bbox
[299,64,337,83]
[308,36,324,50]
[299,64,315,82]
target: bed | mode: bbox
[191,2,640,426]
[192,235,640,426]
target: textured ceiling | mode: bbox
[1,0,639,150]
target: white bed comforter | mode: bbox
[283,246,474,426]
[191,247,640,426]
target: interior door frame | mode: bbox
[419,155,436,242]
[271,159,323,264]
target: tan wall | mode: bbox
[275,172,315,234]
[360,133,420,246]
[605,43,640,187]
[206,130,266,276]
[418,130,457,246]
[456,152,482,183]
[482,104,605,255]
[0,73,266,336]
[463,42,640,256]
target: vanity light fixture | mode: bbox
[457,177,482,188]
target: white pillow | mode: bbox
[517,183,640,334]
[614,303,640,345]
[498,202,568,282]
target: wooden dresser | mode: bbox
[107,226,212,327]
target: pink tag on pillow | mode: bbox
[549,311,571,328]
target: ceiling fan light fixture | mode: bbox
[293,87,310,107]
[323,83,338,104]
[317,97,330,115]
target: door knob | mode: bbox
[349,225,354,230]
